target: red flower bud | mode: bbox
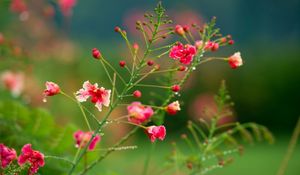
[211,43,219,52]
[92,48,101,59]
[178,66,187,71]
[147,60,154,66]
[154,64,160,70]
[119,60,126,67]
[133,43,139,50]
[133,90,142,98]
[114,26,121,33]
[220,37,227,43]
[171,85,180,92]
[183,25,190,32]
[228,40,234,45]
[175,25,185,36]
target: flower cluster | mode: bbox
[18,144,45,175]
[0,143,44,175]
[169,42,197,65]
[0,144,17,169]
[40,4,246,174]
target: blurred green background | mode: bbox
[1,0,300,174]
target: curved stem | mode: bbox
[277,117,300,175]
[102,58,126,85]
[60,91,100,124]
[78,127,139,175]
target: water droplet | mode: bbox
[192,67,196,70]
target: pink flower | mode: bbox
[76,81,111,111]
[166,101,181,115]
[127,102,154,124]
[73,130,101,151]
[1,71,24,97]
[0,144,17,169]
[169,43,197,65]
[174,25,185,35]
[145,125,166,142]
[43,81,60,96]
[10,0,27,13]
[18,144,45,175]
[58,0,77,17]
[228,52,243,69]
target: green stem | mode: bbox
[142,142,156,175]
[44,155,74,165]
[102,58,126,85]
[277,117,300,175]
[78,127,139,175]
[134,84,169,89]
[75,93,92,131]
[60,91,100,124]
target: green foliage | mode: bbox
[0,99,78,174]
[165,81,274,175]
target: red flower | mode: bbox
[10,0,27,13]
[58,0,77,17]
[127,102,153,124]
[76,81,111,111]
[0,144,17,169]
[18,144,45,175]
[228,52,243,69]
[165,101,181,115]
[169,42,197,65]
[145,125,166,142]
[73,130,101,151]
